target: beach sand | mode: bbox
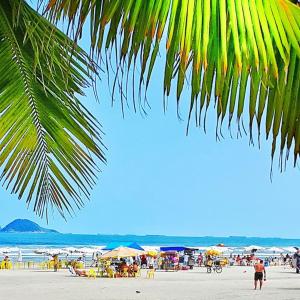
[0,266,299,300]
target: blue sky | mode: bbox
[1,5,300,238]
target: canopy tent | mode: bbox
[160,246,193,252]
[101,247,144,259]
[102,242,144,251]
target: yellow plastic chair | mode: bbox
[121,268,129,278]
[75,262,84,269]
[107,268,116,278]
[0,261,6,269]
[15,262,23,269]
[7,262,12,269]
[134,268,141,278]
[146,269,155,279]
[88,269,97,279]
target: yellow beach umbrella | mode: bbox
[205,249,221,256]
[101,247,144,259]
[147,250,158,257]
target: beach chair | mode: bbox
[0,261,6,269]
[7,262,12,269]
[88,269,97,279]
[107,268,116,278]
[146,269,155,279]
[134,268,141,278]
[121,268,129,277]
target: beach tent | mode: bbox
[160,246,190,252]
[103,242,144,251]
[101,247,144,258]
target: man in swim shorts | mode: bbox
[254,260,266,290]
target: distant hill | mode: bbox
[1,219,58,233]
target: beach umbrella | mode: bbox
[101,247,144,259]
[205,250,221,256]
[103,242,144,251]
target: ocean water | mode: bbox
[0,233,300,248]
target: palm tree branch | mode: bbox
[42,0,300,168]
[0,1,106,218]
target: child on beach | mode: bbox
[254,260,266,290]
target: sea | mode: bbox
[1,233,299,262]
[1,232,300,248]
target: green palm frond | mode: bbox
[44,0,300,167]
[0,0,105,218]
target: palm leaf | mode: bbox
[0,0,105,218]
[43,0,300,168]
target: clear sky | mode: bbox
[1,5,300,238]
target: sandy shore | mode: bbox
[0,266,299,300]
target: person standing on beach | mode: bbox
[293,249,300,273]
[254,260,266,290]
[53,255,59,272]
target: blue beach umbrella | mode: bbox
[103,242,144,251]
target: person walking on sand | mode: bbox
[254,260,266,290]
